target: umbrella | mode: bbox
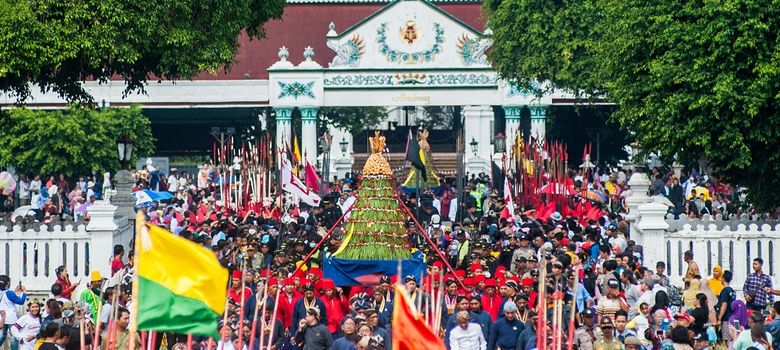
[10,205,34,223]
[133,189,174,207]
[0,172,16,195]
[581,190,607,203]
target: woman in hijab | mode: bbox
[682,277,701,309]
[722,300,749,345]
[708,265,724,297]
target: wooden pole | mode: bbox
[265,285,282,350]
[79,314,86,350]
[252,270,270,350]
[236,262,248,350]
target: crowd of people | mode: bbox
[0,158,773,350]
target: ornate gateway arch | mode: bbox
[268,0,575,175]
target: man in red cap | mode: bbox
[430,261,443,277]
[244,277,279,321]
[464,277,476,297]
[482,279,503,321]
[278,277,302,330]
[228,270,253,304]
[319,278,347,335]
[521,276,539,308]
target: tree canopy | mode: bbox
[0,0,285,103]
[0,106,155,177]
[487,0,780,209]
[318,107,388,134]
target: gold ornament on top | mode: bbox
[418,129,430,152]
[363,131,393,176]
[400,20,421,44]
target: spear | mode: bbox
[236,261,248,350]
[265,284,282,350]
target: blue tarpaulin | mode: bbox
[323,251,427,286]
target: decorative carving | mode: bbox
[400,20,421,44]
[394,73,427,85]
[324,74,393,86]
[278,46,289,61]
[507,81,541,98]
[277,81,315,100]
[327,34,366,67]
[377,22,444,64]
[456,33,491,65]
[303,46,315,61]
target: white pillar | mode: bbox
[626,172,652,221]
[529,105,548,141]
[329,126,354,179]
[300,107,319,165]
[636,202,670,266]
[86,201,118,279]
[503,105,523,151]
[274,107,293,150]
[463,105,493,175]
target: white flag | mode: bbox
[502,175,515,219]
[280,157,321,206]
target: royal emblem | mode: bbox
[400,20,420,44]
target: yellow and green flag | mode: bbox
[134,212,228,337]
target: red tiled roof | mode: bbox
[194,2,484,80]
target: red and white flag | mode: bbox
[304,162,322,194]
[280,156,321,206]
[501,175,515,219]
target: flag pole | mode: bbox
[265,284,282,350]
[236,261,248,350]
[251,269,269,350]
[185,334,193,350]
[79,313,86,350]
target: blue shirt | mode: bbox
[489,317,525,350]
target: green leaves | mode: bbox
[487,0,780,210]
[0,105,154,177]
[0,0,285,104]
[318,107,388,134]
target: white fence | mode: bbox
[636,202,780,292]
[0,202,121,292]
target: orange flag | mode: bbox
[391,285,445,350]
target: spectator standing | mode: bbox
[743,258,773,312]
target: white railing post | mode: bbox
[87,201,118,279]
[637,202,670,268]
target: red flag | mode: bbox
[304,162,322,193]
[392,284,445,350]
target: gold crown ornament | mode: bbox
[363,131,393,176]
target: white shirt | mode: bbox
[100,302,113,324]
[29,180,41,193]
[11,313,41,350]
[18,181,30,199]
[449,323,486,350]
[30,194,41,209]
[167,175,178,192]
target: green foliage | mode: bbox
[420,106,461,130]
[546,105,631,168]
[0,105,155,177]
[0,0,285,103]
[336,176,412,261]
[487,0,780,210]
[487,0,605,97]
[318,107,388,134]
